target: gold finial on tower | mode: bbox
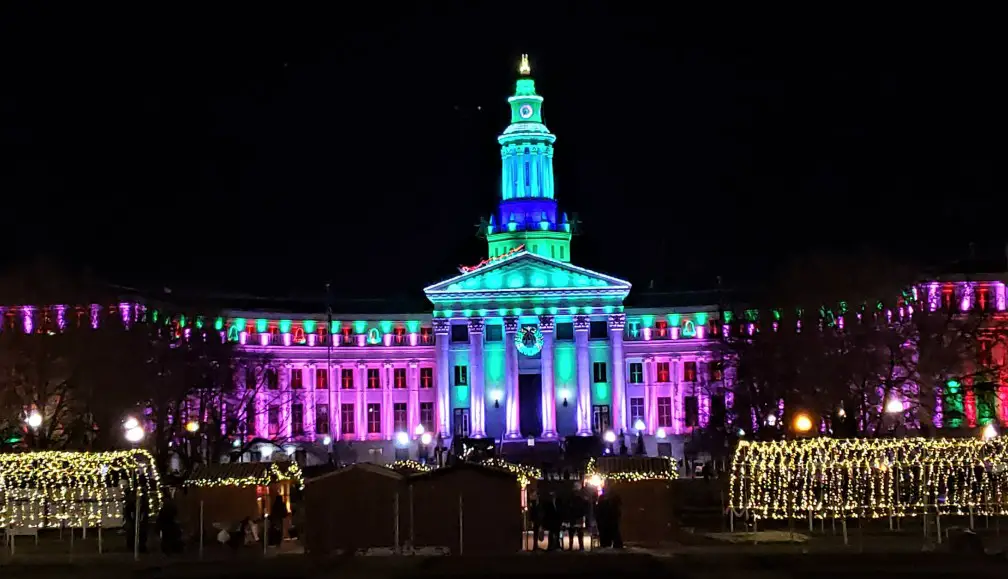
[519,54,531,76]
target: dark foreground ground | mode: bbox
[1,550,1006,579]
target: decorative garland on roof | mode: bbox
[184,461,304,491]
[389,459,433,473]
[459,244,526,273]
[481,457,542,489]
[584,456,678,485]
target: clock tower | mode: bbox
[487,55,572,262]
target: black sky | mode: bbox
[2,5,1004,300]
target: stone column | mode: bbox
[574,315,593,435]
[608,314,627,435]
[468,318,487,438]
[504,316,521,438]
[283,362,294,439]
[433,318,452,436]
[382,361,394,439]
[330,363,340,438]
[408,360,420,437]
[644,355,656,434]
[356,361,367,440]
[539,315,557,438]
[305,363,316,437]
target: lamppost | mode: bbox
[24,410,42,448]
[885,398,905,437]
[122,417,145,561]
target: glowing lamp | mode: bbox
[395,432,409,446]
[420,432,433,445]
[586,473,604,488]
[603,430,616,443]
[765,414,777,427]
[25,411,42,429]
[656,427,667,440]
[123,416,140,430]
[982,423,998,441]
[793,413,813,434]
[633,419,646,433]
[125,426,145,443]
[885,398,904,414]
[322,435,332,446]
[185,420,200,434]
[414,424,426,436]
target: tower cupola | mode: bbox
[486,55,571,262]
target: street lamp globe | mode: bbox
[982,423,998,441]
[25,411,42,429]
[414,424,426,436]
[603,430,617,443]
[793,413,813,434]
[185,420,200,433]
[885,398,904,414]
[125,425,145,443]
[123,416,140,431]
[420,432,432,445]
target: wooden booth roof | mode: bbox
[186,461,303,488]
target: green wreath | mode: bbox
[516,326,544,356]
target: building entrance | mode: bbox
[518,373,543,437]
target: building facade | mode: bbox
[3,58,1007,465]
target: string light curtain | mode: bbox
[729,438,1008,520]
[0,450,161,529]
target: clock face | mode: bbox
[519,104,534,119]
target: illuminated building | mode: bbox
[3,58,1007,465]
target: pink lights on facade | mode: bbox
[996,283,1007,311]
[22,306,33,334]
[56,305,66,330]
[282,333,292,346]
[89,304,100,329]
[927,282,940,312]
[259,334,269,347]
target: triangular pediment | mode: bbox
[424,251,630,309]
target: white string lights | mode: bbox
[729,438,1008,520]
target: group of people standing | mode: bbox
[528,484,622,551]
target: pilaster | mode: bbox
[539,315,557,438]
[504,316,521,438]
[433,318,452,436]
[468,318,487,438]
[574,315,592,435]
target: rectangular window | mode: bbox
[266,368,279,390]
[450,324,469,343]
[394,368,407,389]
[367,403,381,434]
[592,362,607,383]
[340,403,355,435]
[591,404,611,433]
[367,368,380,389]
[657,362,670,383]
[684,396,699,427]
[629,397,645,427]
[245,366,257,389]
[315,368,328,390]
[555,323,574,340]
[341,368,354,389]
[657,397,672,428]
[589,321,608,339]
[315,404,329,435]
[485,325,503,342]
[453,365,468,386]
[290,369,303,389]
[291,403,304,435]
[245,399,256,435]
[420,367,433,389]
[268,405,279,436]
[709,361,723,381]
[683,361,697,382]
[393,402,408,433]
[420,402,435,433]
[655,319,668,338]
[629,362,644,384]
[453,408,470,437]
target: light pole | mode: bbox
[123,417,145,561]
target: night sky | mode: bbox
[2,5,1004,302]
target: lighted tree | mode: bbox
[0,260,137,450]
[723,250,994,438]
